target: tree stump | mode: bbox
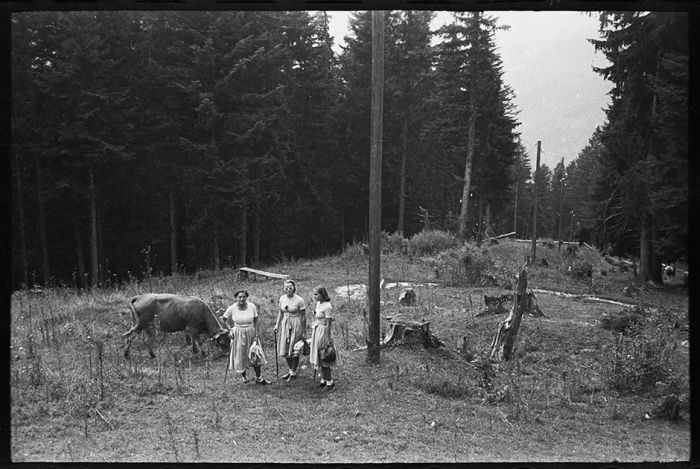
[525,292,546,317]
[568,260,593,279]
[398,288,416,306]
[477,294,513,316]
[645,394,683,421]
[478,292,544,318]
[489,269,529,361]
[382,318,444,348]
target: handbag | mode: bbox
[320,341,336,362]
[292,339,310,357]
[248,339,266,367]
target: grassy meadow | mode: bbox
[10,235,690,462]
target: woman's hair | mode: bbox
[284,279,296,293]
[233,290,249,299]
[313,286,330,303]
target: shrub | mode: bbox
[408,229,460,256]
[600,306,645,335]
[429,245,492,286]
[415,369,472,399]
[339,242,368,264]
[381,231,408,254]
[601,307,682,394]
[421,377,472,399]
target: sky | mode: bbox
[326,11,613,170]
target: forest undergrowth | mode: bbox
[10,237,690,463]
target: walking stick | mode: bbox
[223,330,232,387]
[274,329,279,380]
[223,348,230,387]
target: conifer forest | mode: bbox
[11,10,688,290]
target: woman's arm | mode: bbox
[326,317,334,340]
[274,309,283,331]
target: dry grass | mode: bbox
[10,240,690,462]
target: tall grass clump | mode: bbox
[408,229,460,256]
[601,307,684,394]
[340,242,369,264]
[381,231,408,253]
[429,245,492,286]
[600,306,645,335]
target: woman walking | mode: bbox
[309,285,338,390]
[274,280,306,381]
[221,290,271,385]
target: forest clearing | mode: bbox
[10,237,689,463]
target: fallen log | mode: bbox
[604,256,637,275]
[514,238,582,247]
[531,288,636,308]
[486,231,515,243]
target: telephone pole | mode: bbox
[530,141,541,263]
[367,10,384,364]
[557,157,565,252]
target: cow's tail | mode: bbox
[122,296,140,338]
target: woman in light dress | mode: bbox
[309,285,339,390]
[221,290,270,385]
[274,280,307,381]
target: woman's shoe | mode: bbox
[285,374,297,381]
[241,376,250,384]
[280,372,291,380]
[318,381,326,388]
[324,382,336,391]
[256,378,271,385]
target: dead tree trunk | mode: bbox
[169,188,178,275]
[458,11,480,241]
[34,151,50,285]
[14,149,29,288]
[489,269,529,361]
[89,161,99,288]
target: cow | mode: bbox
[122,293,230,359]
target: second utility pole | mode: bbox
[530,140,541,263]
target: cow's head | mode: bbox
[211,328,231,350]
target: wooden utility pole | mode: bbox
[513,183,518,237]
[367,10,385,364]
[530,141,541,263]
[557,157,565,252]
[458,11,480,241]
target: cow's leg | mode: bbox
[142,325,156,359]
[187,328,204,356]
[124,333,135,360]
[123,327,142,359]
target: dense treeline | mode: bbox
[582,12,688,281]
[11,10,687,289]
[11,10,521,288]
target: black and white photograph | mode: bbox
[8,2,691,463]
